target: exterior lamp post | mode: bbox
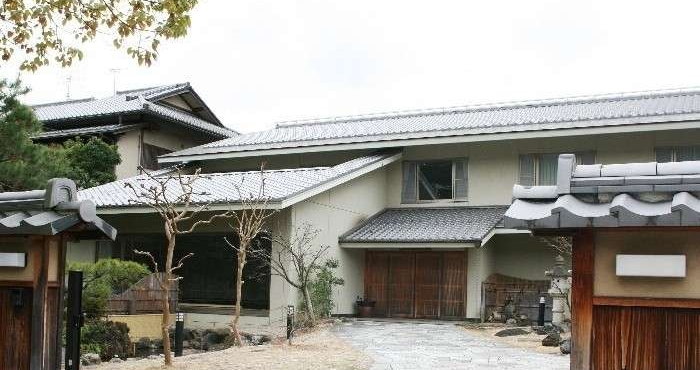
[174,312,184,357]
[287,305,295,344]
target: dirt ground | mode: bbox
[91,324,372,370]
[459,323,565,356]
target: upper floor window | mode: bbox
[519,152,595,186]
[656,146,700,163]
[140,143,172,171]
[401,159,468,203]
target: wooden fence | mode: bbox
[481,274,553,322]
[106,273,179,315]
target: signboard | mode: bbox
[0,252,27,268]
[616,254,685,277]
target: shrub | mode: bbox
[68,259,150,318]
[81,320,131,361]
[301,259,344,321]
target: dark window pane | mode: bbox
[140,143,172,170]
[519,155,535,186]
[418,161,453,200]
[677,146,695,162]
[401,162,418,204]
[538,154,558,185]
[656,148,673,163]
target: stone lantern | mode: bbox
[545,255,572,325]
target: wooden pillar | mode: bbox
[30,236,53,370]
[571,229,594,370]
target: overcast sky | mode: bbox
[4,0,700,133]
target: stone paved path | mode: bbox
[335,320,570,370]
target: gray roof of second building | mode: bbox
[32,83,237,139]
[163,87,700,160]
[79,152,400,209]
[339,207,508,243]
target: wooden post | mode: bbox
[571,229,594,370]
[30,237,52,370]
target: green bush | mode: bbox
[307,259,345,319]
[81,320,131,361]
[68,259,150,319]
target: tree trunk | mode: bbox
[231,247,246,346]
[302,285,316,326]
[162,225,175,366]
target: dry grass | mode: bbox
[92,324,371,370]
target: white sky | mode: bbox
[4,0,700,133]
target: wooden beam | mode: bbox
[571,229,594,370]
[593,296,700,309]
[29,237,51,370]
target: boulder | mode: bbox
[495,328,529,337]
[251,334,272,345]
[560,338,571,354]
[80,353,101,366]
[505,318,517,325]
[542,332,562,347]
[109,356,124,363]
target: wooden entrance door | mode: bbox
[0,287,32,370]
[592,305,700,369]
[365,250,466,319]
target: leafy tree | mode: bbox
[68,259,150,319]
[1,0,199,71]
[0,79,69,191]
[63,137,121,189]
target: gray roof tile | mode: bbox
[163,87,700,159]
[79,152,399,208]
[339,207,507,243]
[31,124,139,140]
[33,83,236,139]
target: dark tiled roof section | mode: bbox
[339,207,508,243]
[31,124,139,140]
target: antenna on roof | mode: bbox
[109,68,120,96]
[65,75,72,100]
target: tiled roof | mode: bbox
[32,83,237,139]
[0,179,116,238]
[339,207,507,243]
[505,154,700,229]
[162,87,700,160]
[79,152,400,209]
[30,124,139,140]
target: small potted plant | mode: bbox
[355,296,376,318]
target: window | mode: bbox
[140,143,172,171]
[656,146,700,163]
[519,152,595,186]
[401,159,468,203]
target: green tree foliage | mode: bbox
[0,79,121,191]
[303,259,344,322]
[63,137,121,189]
[68,259,150,319]
[1,0,199,71]
[0,79,69,191]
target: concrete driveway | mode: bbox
[335,320,570,370]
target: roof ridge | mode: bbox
[116,82,187,96]
[274,86,700,129]
[31,97,96,108]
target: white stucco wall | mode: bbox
[285,168,388,316]
[115,130,141,179]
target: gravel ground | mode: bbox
[90,325,371,370]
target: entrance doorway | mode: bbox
[364,251,466,319]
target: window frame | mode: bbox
[402,158,469,204]
[655,146,700,163]
[518,151,596,186]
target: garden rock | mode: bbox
[250,334,272,345]
[495,328,529,337]
[542,332,562,347]
[80,353,101,366]
[147,355,160,360]
[560,338,571,354]
[109,356,124,363]
[505,318,518,325]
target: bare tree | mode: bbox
[255,223,333,327]
[124,166,232,366]
[224,164,275,346]
[539,236,572,257]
